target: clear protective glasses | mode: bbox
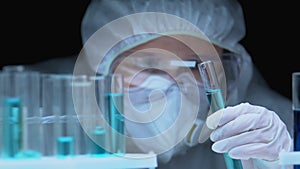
[109,49,243,96]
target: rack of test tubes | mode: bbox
[0,66,157,169]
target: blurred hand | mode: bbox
[206,102,292,161]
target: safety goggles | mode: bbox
[109,50,242,93]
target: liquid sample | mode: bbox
[88,126,106,156]
[295,109,300,151]
[294,109,300,169]
[15,150,41,159]
[105,93,125,154]
[56,136,74,157]
[206,89,243,169]
[206,89,225,113]
[3,98,22,158]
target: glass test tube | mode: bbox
[50,74,80,158]
[0,72,3,156]
[17,71,41,158]
[41,74,57,156]
[0,70,41,159]
[3,98,22,158]
[104,74,125,155]
[53,74,89,157]
[198,60,243,169]
[73,75,103,156]
[293,72,300,154]
[86,126,106,156]
[84,76,108,156]
[293,72,300,169]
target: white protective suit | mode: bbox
[78,0,293,169]
[23,0,293,168]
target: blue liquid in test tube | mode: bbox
[294,109,300,169]
[105,93,125,155]
[3,98,22,158]
[293,72,300,169]
[206,89,243,169]
[295,109,300,152]
[206,89,224,112]
[199,61,243,169]
[56,136,74,158]
[88,126,107,156]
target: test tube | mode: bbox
[40,74,57,156]
[198,60,243,169]
[0,70,41,159]
[16,71,41,158]
[293,72,300,154]
[0,72,3,156]
[3,98,22,158]
[72,75,98,155]
[54,75,76,158]
[50,74,81,158]
[86,126,107,156]
[104,74,125,155]
[82,76,108,156]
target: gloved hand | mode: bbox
[206,102,292,163]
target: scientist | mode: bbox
[25,0,293,168]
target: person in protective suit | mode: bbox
[24,0,293,168]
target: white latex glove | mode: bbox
[206,102,292,168]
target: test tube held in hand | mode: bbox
[198,60,243,169]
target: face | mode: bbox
[106,34,228,149]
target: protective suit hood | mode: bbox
[80,0,254,105]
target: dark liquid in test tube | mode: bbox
[294,109,300,169]
[295,109,300,151]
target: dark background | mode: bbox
[2,0,299,100]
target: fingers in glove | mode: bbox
[211,127,276,153]
[207,102,261,129]
[212,123,291,161]
[210,113,272,142]
[227,143,280,161]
